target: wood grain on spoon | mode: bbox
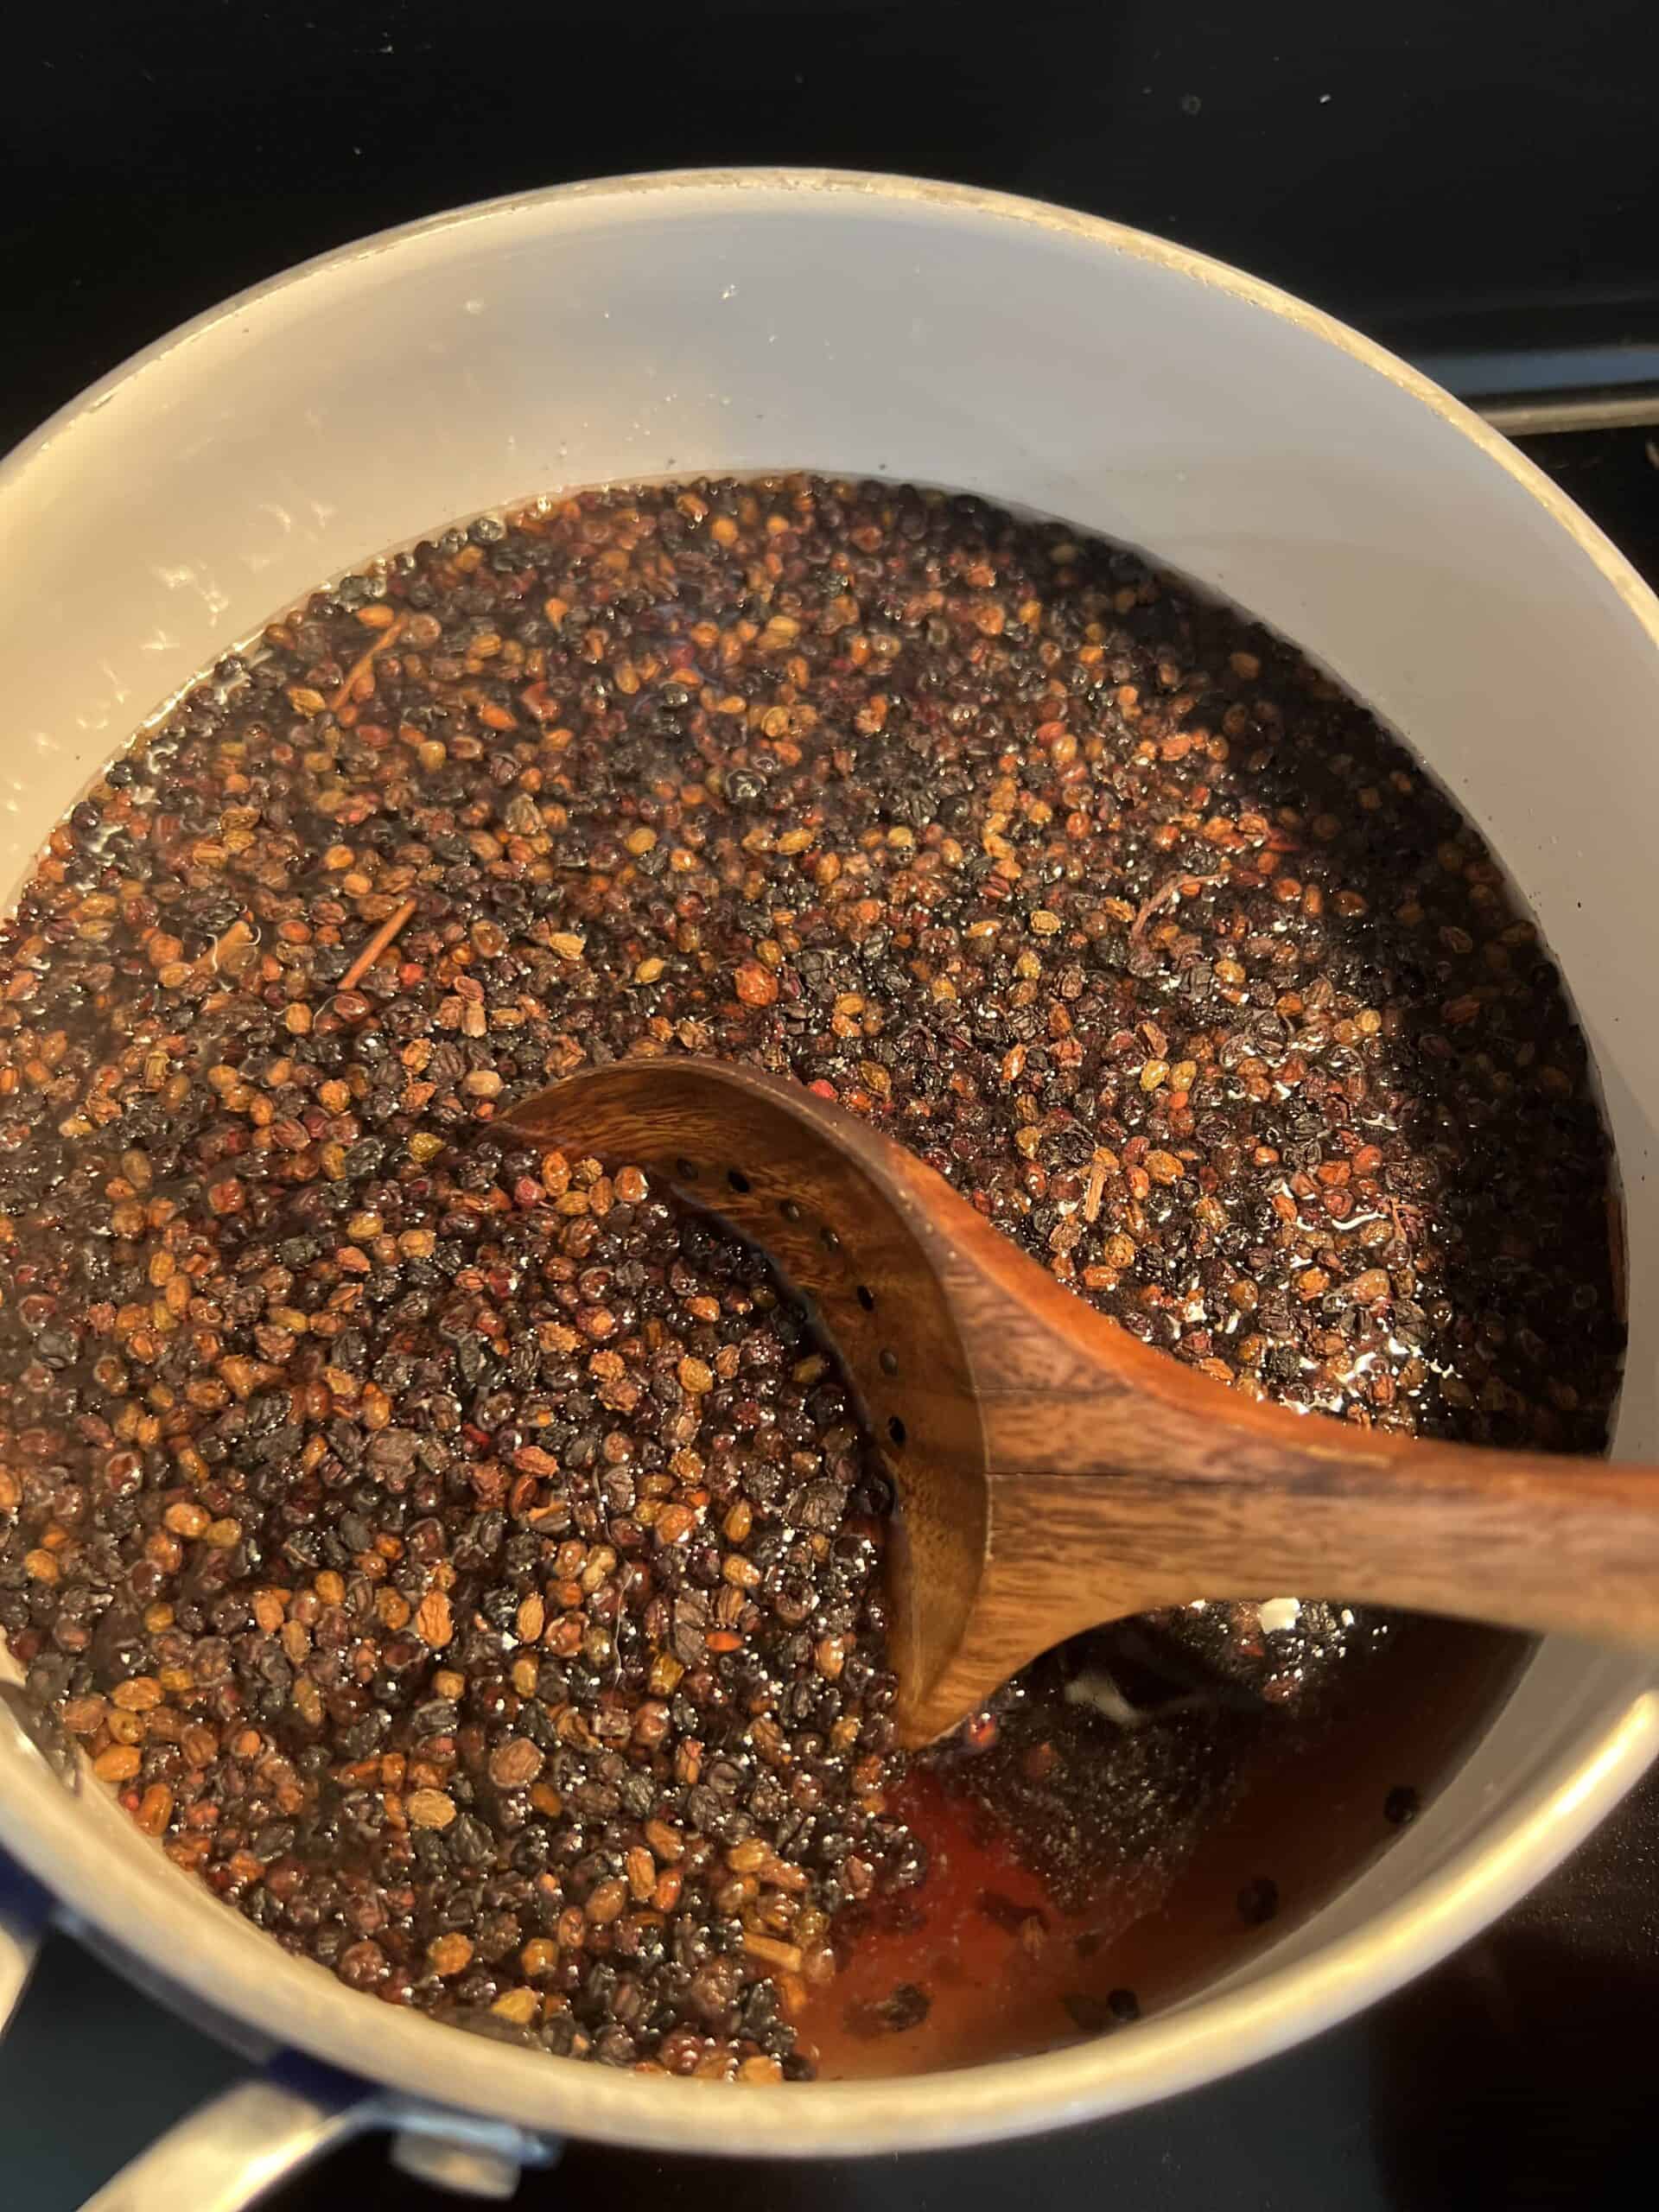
[505,1058,1659,1747]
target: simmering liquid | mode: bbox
[0,475,1620,2080]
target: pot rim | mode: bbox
[3,165,1659,2157]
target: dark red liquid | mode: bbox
[800,1616,1525,2078]
[804,1767,1166,2075]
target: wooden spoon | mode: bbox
[505,1058,1659,1747]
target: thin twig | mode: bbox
[328,613,408,714]
[197,917,258,977]
[340,899,417,992]
[1129,871,1227,944]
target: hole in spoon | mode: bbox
[821,1225,842,1253]
[879,1348,899,1376]
[779,1198,803,1223]
[855,1284,876,1313]
[727,1166,752,1193]
[887,1415,907,1448]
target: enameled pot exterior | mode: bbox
[2,170,1657,2162]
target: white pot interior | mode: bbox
[2,170,1657,2156]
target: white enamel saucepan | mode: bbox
[2,170,1658,2204]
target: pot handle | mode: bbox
[79,2057,563,2210]
[0,1838,561,2206]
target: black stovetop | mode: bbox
[4,6,1657,2205]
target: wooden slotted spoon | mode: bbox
[506,1058,1659,1748]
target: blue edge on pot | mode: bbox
[0,1840,569,2191]
[0,1840,364,2102]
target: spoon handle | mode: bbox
[892,1420,1659,1747]
[922,1188,1659,1646]
[981,1434,1659,1648]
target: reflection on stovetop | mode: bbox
[1525,428,1659,577]
[4,426,1656,2212]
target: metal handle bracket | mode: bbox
[79,2061,564,2209]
